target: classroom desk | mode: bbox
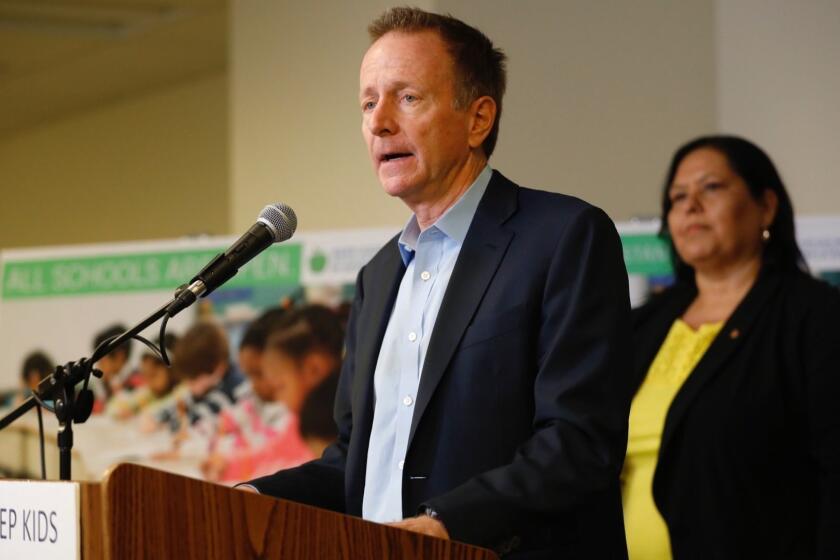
[0,406,203,481]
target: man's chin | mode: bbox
[379,175,420,200]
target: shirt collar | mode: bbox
[397,165,492,265]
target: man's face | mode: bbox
[359,30,474,204]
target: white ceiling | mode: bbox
[0,0,227,137]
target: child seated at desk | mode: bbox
[107,334,182,420]
[155,322,244,437]
[201,305,343,482]
[4,350,53,407]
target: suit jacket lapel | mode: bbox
[660,270,783,453]
[352,240,405,430]
[407,172,517,449]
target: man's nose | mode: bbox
[368,101,397,136]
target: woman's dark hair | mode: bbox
[660,135,806,282]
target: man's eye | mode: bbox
[403,94,417,103]
[362,101,376,111]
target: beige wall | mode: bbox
[231,1,716,231]
[3,2,838,252]
[440,0,716,219]
[230,1,422,234]
[716,0,840,214]
[0,73,229,250]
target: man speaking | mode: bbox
[246,8,632,558]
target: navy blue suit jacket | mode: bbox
[250,171,633,558]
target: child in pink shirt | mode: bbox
[203,305,343,483]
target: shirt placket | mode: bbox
[392,229,442,476]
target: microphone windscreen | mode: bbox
[258,203,297,242]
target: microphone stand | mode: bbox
[0,294,184,481]
[0,207,293,480]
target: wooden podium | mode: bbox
[77,463,498,559]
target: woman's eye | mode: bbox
[703,182,722,191]
[670,193,686,203]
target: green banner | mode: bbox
[1,233,670,299]
[2,245,302,299]
[621,234,672,276]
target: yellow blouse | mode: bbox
[623,319,723,559]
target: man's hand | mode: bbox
[387,515,450,540]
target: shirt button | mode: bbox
[420,270,431,281]
[403,395,413,406]
[398,460,405,470]
[408,332,417,342]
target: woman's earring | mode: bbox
[762,228,771,242]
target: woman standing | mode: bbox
[623,135,840,559]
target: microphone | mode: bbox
[167,203,297,317]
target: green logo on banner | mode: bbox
[2,245,302,299]
[621,234,672,276]
[309,251,328,273]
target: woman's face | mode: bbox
[666,148,776,273]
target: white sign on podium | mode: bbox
[0,480,80,560]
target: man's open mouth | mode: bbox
[381,152,413,162]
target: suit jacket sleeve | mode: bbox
[244,267,367,513]
[804,285,840,559]
[423,206,633,544]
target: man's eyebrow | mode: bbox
[359,81,414,98]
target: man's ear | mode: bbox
[467,96,497,151]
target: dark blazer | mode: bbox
[631,264,840,559]
[251,171,634,558]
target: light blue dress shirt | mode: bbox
[362,165,492,522]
